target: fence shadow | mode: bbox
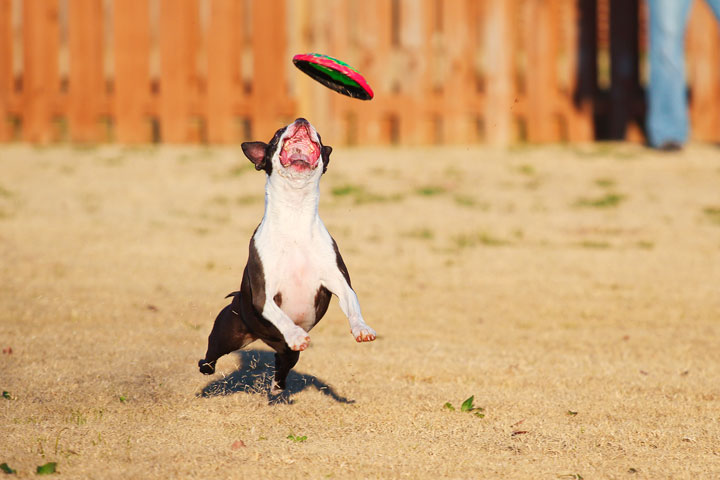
[197,349,355,405]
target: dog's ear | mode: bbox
[321,145,332,174]
[241,142,268,171]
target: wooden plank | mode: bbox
[304,0,332,137]
[483,0,514,146]
[325,0,348,143]
[159,0,199,143]
[23,0,60,143]
[362,0,391,144]
[250,0,290,139]
[0,0,12,140]
[68,0,104,142]
[443,0,474,144]
[291,0,314,132]
[687,1,720,143]
[207,0,241,144]
[525,0,557,142]
[113,0,151,143]
[393,0,422,145]
[466,0,484,143]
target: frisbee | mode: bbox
[292,53,374,100]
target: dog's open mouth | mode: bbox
[279,122,321,172]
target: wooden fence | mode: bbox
[0,0,719,145]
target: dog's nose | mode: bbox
[294,117,309,125]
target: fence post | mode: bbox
[159,0,199,143]
[0,0,12,141]
[113,0,150,143]
[484,0,514,146]
[207,0,241,144]
[525,0,558,142]
[442,0,474,144]
[347,0,390,145]
[687,1,720,143]
[251,0,288,139]
[69,0,104,143]
[22,0,60,143]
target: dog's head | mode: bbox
[241,118,332,179]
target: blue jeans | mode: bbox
[647,0,720,147]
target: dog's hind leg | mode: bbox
[198,296,255,374]
[270,349,300,395]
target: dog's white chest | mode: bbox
[274,247,321,331]
[256,223,335,333]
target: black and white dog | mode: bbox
[198,118,376,393]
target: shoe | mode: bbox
[656,141,683,152]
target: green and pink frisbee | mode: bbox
[292,53,374,100]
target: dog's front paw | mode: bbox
[284,326,310,351]
[351,324,376,343]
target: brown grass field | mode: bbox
[1,142,719,479]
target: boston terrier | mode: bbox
[198,118,376,393]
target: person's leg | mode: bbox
[647,0,694,148]
[704,0,720,20]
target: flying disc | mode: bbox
[292,53,374,100]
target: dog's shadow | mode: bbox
[197,350,354,405]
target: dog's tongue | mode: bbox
[288,149,310,163]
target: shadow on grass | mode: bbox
[197,349,354,405]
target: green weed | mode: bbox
[332,185,363,197]
[287,434,307,443]
[209,195,229,206]
[415,186,446,196]
[236,194,263,205]
[594,178,616,189]
[403,228,434,240]
[357,192,403,205]
[454,195,476,207]
[453,232,509,248]
[578,240,611,249]
[515,164,536,176]
[229,163,255,177]
[574,193,625,208]
[331,184,402,205]
[703,207,720,225]
[0,463,16,474]
[444,396,485,418]
[69,410,87,425]
[35,462,57,475]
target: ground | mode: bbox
[1,142,719,479]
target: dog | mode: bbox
[198,118,376,393]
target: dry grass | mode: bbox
[1,142,720,479]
